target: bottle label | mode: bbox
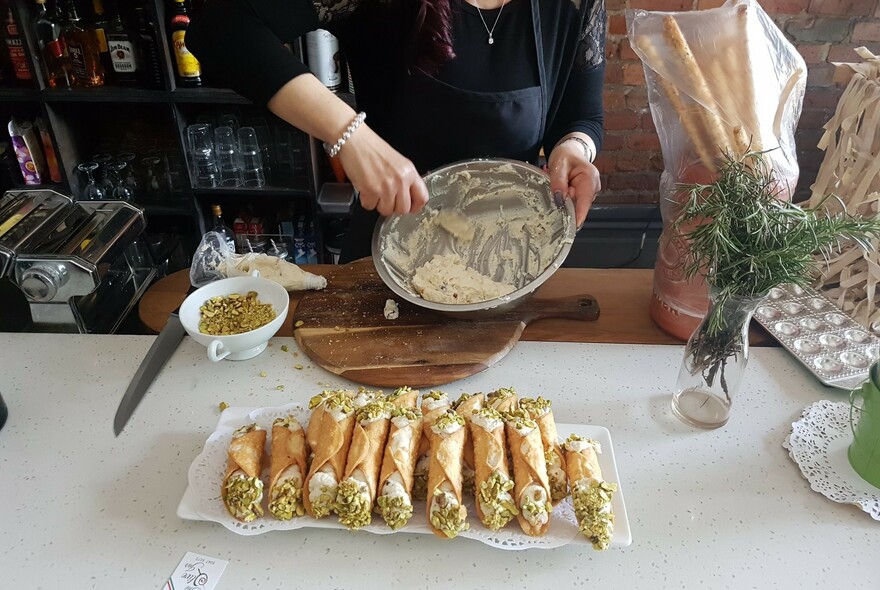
[305,30,341,90]
[109,39,136,72]
[94,27,109,53]
[170,15,190,26]
[172,30,200,77]
[67,41,88,78]
[6,38,32,80]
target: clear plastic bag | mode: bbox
[190,231,327,291]
[627,0,807,339]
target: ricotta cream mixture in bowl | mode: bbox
[372,158,575,318]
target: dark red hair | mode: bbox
[412,0,456,73]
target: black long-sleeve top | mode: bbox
[187,0,606,160]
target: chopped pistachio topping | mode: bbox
[322,391,355,414]
[463,465,475,496]
[294,320,304,327]
[572,479,617,550]
[487,387,516,404]
[232,423,261,438]
[521,497,552,527]
[310,486,337,518]
[224,475,264,522]
[280,344,289,352]
[545,450,569,502]
[478,471,518,530]
[429,490,469,538]
[519,396,552,417]
[503,409,537,431]
[452,393,471,409]
[218,401,229,411]
[273,415,301,430]
[308,390,332,409]
[390,406,422,420]
[335,479,372,529]
[433,410,466,432]
[268,479,304,520]
[422,390,447,402]
[356,399,393,423]
[260,371,267,378]
[473,406,504,421]
[389,386,414,400]
[412,459,429,501]
[377,494,414,530]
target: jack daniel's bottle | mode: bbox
[62,0,104,86]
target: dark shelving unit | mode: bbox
[0,0,338,267]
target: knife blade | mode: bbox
[113,311,186,436]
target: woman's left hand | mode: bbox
[548,140,601,228]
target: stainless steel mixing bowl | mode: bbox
[371,158,576,318]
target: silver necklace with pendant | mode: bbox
[475,1,506,45]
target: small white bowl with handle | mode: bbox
[179,273,290,361]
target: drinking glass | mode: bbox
[186,123,218,188]
[76,162,105,200]
[141,156,163,197]
[91,153,114,193]
[217,113,240,133]
[237,127,266,187]
[107,161,135,201]
[117,152,139,192]
[214,125,243,187]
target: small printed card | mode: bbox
[164,551,229,590]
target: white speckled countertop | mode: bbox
[0,333,876,589]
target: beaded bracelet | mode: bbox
[556,136,595,163]
[323,112,367,158]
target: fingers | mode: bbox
[549,157,571,198]
[409,176,429,213]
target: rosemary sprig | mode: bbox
[674,151,880,336]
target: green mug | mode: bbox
[849,362,880,489]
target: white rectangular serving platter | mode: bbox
[177,404,631,550]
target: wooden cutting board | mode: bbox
[292,259,599,387]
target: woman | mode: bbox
[188,0,605,262]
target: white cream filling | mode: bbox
[480,488,514,518]
[414,454,430,474]
[391,415,415,430]
[522,483,550,526]
[421,395,449,411]
[513,423,537,437]
[380,474,410,505]
[308,468,337,504]
[548,462,566,486]
[574,476,603,490]
[383,299,399,320]
[471,412,503,432]
[359,411,391,425]
[564,439,601,454]
[431,420,463,436]
[429,484,459,519]
[389,426,414,462]
[326,405,352,422]
[350,391,374,409]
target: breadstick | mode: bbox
[733,5,761,150]
[663,15,733,157]
[637,35,717,170]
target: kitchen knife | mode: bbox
[113,304,187,436]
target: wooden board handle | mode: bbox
[503,293,600,324]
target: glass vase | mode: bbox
[671,287,764,429]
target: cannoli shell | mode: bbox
[378,415,423,497]
[469,420,510,525]
[426,424,467,539]
[302,411,355,517]
[534,411,567,505]
[454,394,484,473]
[418,401,450,456]
[221,427,267,506]
[564,443,603,486]
[488,393,518,414]
[269,419,307,494]
[390,388,419,409]
[306,405,325,457]
[343,417,391,501]
[506,424,551,537]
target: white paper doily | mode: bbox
[180,402,631,549]
[783,400,880,521]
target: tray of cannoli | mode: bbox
[178,387,631,550]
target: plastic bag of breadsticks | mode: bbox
[627,0,806,340]
[189,230,327,291]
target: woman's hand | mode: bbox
[338,125,429,217]
[548,139,601,228]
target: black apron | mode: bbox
[339,0,548,263]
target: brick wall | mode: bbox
[599,0,880,205]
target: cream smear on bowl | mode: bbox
[379,162,570,305]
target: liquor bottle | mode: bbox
[305,29,340,91]
[4,7,34,81]
[169,0,201,87]
[90,0,114,82]
[105,3,138,85]
[133,7,162,89]
[211,204,236,253]
[32,0,71,88]
[62,0,104,87]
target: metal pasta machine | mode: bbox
[0,189,156,333]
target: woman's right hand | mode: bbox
[337,124,429,216]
